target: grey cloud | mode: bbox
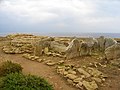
[0,0,120,33]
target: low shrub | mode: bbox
[0,61,22,76]
[0,72,53,90]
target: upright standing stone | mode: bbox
[105,38,117,49]
[97,36,105,52]
[80,42,90,56]
[65,38,80,59]
[105,43,120,60]
[33,39,43,56]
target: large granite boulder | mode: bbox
[65,38,80,59]
[105,43,120,60]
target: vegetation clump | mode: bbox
[0,61,53,90]
[0,61,22,76]
[0,72,53,90]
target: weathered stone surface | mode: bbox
[97,36,105,51]
[63,71,68,75]
[44,47,49,54]
[80,42,90,56]
[86,67,102,77]
[91,77,102,83]
[46,62,56,66]
[33,40,43,56]
[77,68,91,78]
[65,38,80,59]
[73,77,83,83]
[37,59,42,62]
[76,81,83,89]
[68,70,77,75]
[3,46,24,54]
[84,37,98,48]
[50,41,67,53]
[57,60,64,65]
[105,38,117,49]
[66,74,78,80]
[97,36,117,52]
[80,37,98,56]
[67,79,74,85]
[57,67,65,75]
[105,43,120,60]
[83,80,98,90]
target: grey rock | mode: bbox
[80,37,98,56]
[50,41,67,53]
[97,36,105,51]
[65,38,80,59]
[105,38,117,49]
[105,43,120,60]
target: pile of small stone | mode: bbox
[3,46,24,54]
[56,65,107,90]
[2,34,39,54]
[23,53,65,67]
[22,53,43,62]
[3,43,33,54]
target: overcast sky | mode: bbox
[0,0,120,34]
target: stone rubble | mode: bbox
[56,64,106,90]
[2,34,119,60]
[3,34,118,90]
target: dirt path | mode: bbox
[0,45,76,90]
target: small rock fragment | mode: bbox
[67,79,73,85]
[82,80,98,90]
[78,68,91,78]
[68,70,77,75]
[66,74,78,80]
[46,62,56,66]
[73,78,83,83]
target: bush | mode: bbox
[0,61,22,76]
[0,72,53,90]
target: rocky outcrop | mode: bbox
[105,43,120,60]
[57,65,106,90]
